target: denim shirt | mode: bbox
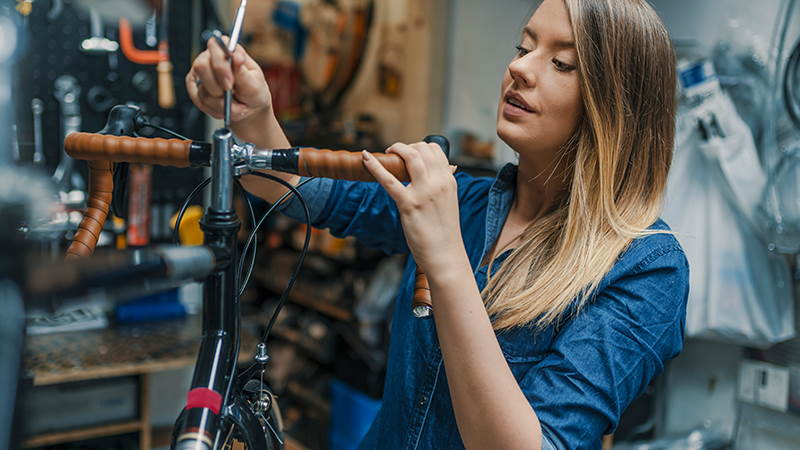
[278,163,689,449]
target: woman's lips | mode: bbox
[502,99,535,117]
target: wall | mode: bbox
[442,0,535,166]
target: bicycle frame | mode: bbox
[171,128,277,450]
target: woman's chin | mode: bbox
[496,121,527,152]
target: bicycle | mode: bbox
[58,99,449,449]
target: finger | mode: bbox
[207,36,233,91]
[385,143,428,181]
[232,44,258,72]
[415,142,450,167]
[185,70,200,100]
[186,71,218,117]
[362,151,409,202]
[193,53,224,97]
[232,60,267,102]
[230,101,254,122]
[196,94,226,118]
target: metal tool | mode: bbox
[53,75,85,190]
[47,0,63,21]
[145,11,158,47]
[31,98,45,166]
[80,8,119,54]
[211,29,229,58]
[223,0,248,128]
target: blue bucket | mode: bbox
[329,379,382,450]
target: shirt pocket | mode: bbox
[496,326,554,364]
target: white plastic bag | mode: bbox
[662,81,794,348]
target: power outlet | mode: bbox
[739,359,790,412]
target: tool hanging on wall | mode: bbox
[31,98,45,167]
[145,11,158,47]
[118,4,175,109]
[11,125,20,163]
[156,0,175,108]
[52,75,85,191]
[80,8,119,54]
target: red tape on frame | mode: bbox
[186,388,222,415]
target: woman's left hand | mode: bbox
[361,142,466,273]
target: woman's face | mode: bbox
[496,0,583,159]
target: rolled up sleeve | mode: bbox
[277,176,336,224]
[277,176,409,254]
[522,246,689,449]
[277,172,489,256]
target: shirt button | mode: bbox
[418,395,427,407]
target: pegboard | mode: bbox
[13,0,207,197]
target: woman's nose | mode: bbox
[508,55,536,88]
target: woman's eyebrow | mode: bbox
[523,26,575,49]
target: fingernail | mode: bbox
[362,150,370,161]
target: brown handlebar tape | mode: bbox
[412,267,433,311]
[298,148,410,182]
[66,160,114,259]
[65,132,191,168]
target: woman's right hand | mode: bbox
[186,37,272,124]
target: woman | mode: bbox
[186,0,688,448]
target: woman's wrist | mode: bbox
[425,246,473,288]
[231,105,290,150]
[231,105,272,140]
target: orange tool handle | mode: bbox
[157,41,175,109]
[118,18,160,65]
[119,18,175,108]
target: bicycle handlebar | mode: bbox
[65,132,448,315]
[64,132,209,167]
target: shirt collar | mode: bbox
[491,162,518,193]
[480,163,518,269]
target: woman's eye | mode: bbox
[552,58,576,72]
[515,45,529,57]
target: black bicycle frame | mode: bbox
[172,128,269,450]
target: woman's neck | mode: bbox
[512,150,571,223]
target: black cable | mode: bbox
[235,180,258,294]
[237,177,315,297]
[244,172,312,344]
[173,177,211,244]
[235,175,314,386]
[141,123,190,141]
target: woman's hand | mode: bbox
[362,142,466,274]
[186,37,271,123]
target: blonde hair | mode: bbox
[484,0,677,330]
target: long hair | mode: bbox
[484,0,677,330]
